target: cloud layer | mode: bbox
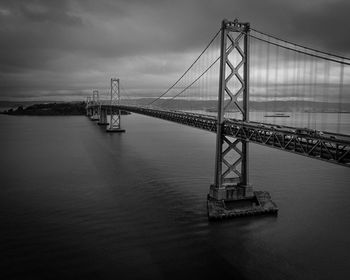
[0,0,349,100]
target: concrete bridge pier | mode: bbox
[90,90,100,121]
[86,107,93,117]
[86,97,93,117]
[97,107,109,125]
[90,106,100,121]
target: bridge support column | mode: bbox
[106,78,125,133]
[97,107,109,125]
[86,97,93,117]
[91,107,99,121]
[207,19,277,219]
[87,108,92,117]
[90,90,100,121]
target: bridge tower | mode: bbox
[208,19,278,218]
[97,89,108,126]
[91,90,100,121]
[106,78,125,132]
[86,96,92,117]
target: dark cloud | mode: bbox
[0,0,83,26]
[19,1,82,25]
[288,1,350,53]
[0,0,349,100]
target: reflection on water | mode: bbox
[0,114,349,279]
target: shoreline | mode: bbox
[1,102,130,116]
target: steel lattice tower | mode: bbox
[106,78,125,132]
[209,19,253,201]
[91,90,100,121]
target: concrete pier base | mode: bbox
[207,191,278,220]
[97,122,109,126]
[209,183,254,201]
[106,128,126,133]
[90,116,99,121]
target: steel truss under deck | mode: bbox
[92,104,350,167]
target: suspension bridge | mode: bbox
[86,19,350,219]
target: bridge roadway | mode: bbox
[95,104,350,167]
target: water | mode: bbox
[0,114,349,279]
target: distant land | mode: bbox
[0,101,131,116]
[0,100,46,110]
[1,102,87,116]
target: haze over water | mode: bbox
[1,114,349,279]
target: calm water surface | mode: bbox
[0,114,349,279]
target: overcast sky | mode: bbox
[0,0,349,101]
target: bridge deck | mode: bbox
[89,104,350,167]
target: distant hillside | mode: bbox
[0,100,56,111]
[1,102,86,115]
[1,101,131,116]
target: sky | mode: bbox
[0,0,349,101]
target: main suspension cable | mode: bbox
[160,56,220,107]
[251,28,350,61]
[148,29,221,105]
[249,34,350,66]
